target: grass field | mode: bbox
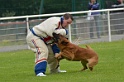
[0,40,124,82]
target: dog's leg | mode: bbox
[62,54,74,61]
[87,58,98,71]
[62,50,75,60]
[89,67,93,71]
[80,61,88,71]
[87,60,94,71]
[55,52,62,59]
[55,57,65,69]
[55,50,74,61]
[55,53,64,69]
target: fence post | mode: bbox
[107,11,112,42]
[39,0,44,14]
[26,17,30,49]
[26,17,30,34]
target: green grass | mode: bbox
[0,40,26,47]
[0,40,124,82]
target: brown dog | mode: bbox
[55,35,98,71]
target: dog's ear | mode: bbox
[52,33,60,38]
[61,41,69,45]
[52,33,60,43]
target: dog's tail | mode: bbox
[85,45,93,50]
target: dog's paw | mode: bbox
[55,53,61,59]
[80,68,88,71]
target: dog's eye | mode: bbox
[61,41,68,45]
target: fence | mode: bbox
[0,8,124,51]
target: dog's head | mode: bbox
[52,33,70,49]
[52,33,69,45]
[55,35,70,50]
[58,35,69,46]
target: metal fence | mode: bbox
[0,8,124,52]
[71,11,124,44]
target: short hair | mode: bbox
[63,13,73,21]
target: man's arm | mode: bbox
[92,3,99,10]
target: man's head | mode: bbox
[118,0,123,3]
[90,0,96,3]
[62,13,73,28]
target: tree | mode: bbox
[0,0,41,17]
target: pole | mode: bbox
[107,11,112,42]
[39,0,44,14]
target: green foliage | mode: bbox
[0,0,118,17]
[43,0,85,14]
[2,10,16,17]
[0,0,41,17]
[0,40,124,82]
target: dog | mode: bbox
[55,35,98,71]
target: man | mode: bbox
[88,0,101,39]
[26,13,73,76]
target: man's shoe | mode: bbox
[36,73,46,76]
[58,70,67,73]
